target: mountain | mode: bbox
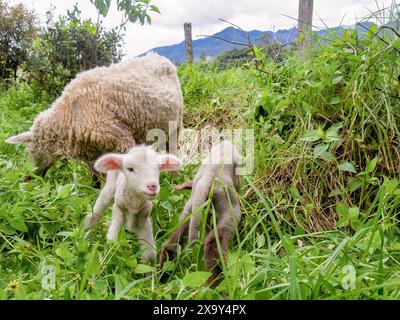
[144,27,267,63]
[143,22,376,63]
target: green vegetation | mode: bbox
[1,3,400,300]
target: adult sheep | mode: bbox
[6,52,183,184]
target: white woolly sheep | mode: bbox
[84,145,182,264]
[160,140,242,284]
[6,52,183,182]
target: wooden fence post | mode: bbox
[298,0,314,52]
[184,22,193,64]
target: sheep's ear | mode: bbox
[6,132,32,144]
[94,154,124,173]
[159,154,182,172]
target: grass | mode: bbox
[1,8,400,299]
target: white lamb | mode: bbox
[84,145,181,264]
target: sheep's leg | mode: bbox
[84,171,118,229]
[106,203,125,241]
[131,213,156,265]
[188,176,215,243]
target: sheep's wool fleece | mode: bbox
[29,52,183,162]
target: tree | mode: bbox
[23,5,124,95]
[91,0,160,33]
[0,1,37,84]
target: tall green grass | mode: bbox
[1,6,400,299]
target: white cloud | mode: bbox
[9,0,398,57]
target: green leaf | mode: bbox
[55,244,74,260]
[348,207,360,219]
[240,254,256,275]
[85,246,100,275]
[57,185,72,199]
[313,143,334,160]
[389,242,400,251]
[135,264,155,274]
[289,186,302,201]
[324,122,342,142]
[332,75,343,85]
[10,217,28,233]
[161,261,175,272]
[305,80,321,88]
[347,178,363,192]
[337,161,356,174]
[329,96,341,105]
[150,5,160,14]
[183,271,211,288]
[383,178,399,195]
[336,202,348,218]
[301,129,323,142]
[336,217,349,228]
[328,189,342,197]
[365,157,378,173]
[92,0,111,17]
[313,144,329,158]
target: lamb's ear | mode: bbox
[159,154,182,172]
[94,153,124,173]
[6,132,32,144]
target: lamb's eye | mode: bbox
[127,167,135,173]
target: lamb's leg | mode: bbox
[160,197,193,267]
[106,203,125,241]
[188,176,215,242]
[205,192,241,287]
[84,171,118,229]
[132,213,156,265]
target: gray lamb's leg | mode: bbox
[188,175,215,243]
[160,197,193,268]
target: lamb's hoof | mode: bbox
[83,214,98,230]
[160,246,177,266]
[142,250,156,266]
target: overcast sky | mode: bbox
[10,0,397,58]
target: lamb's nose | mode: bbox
[147,184,157,192]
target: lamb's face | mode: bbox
[122,148,162,199]
[94,145,182,199]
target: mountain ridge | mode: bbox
[142,22,374,63]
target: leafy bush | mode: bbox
[23,5,124,96]
[0,0,37,85]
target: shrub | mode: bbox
[22,5,124,96]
